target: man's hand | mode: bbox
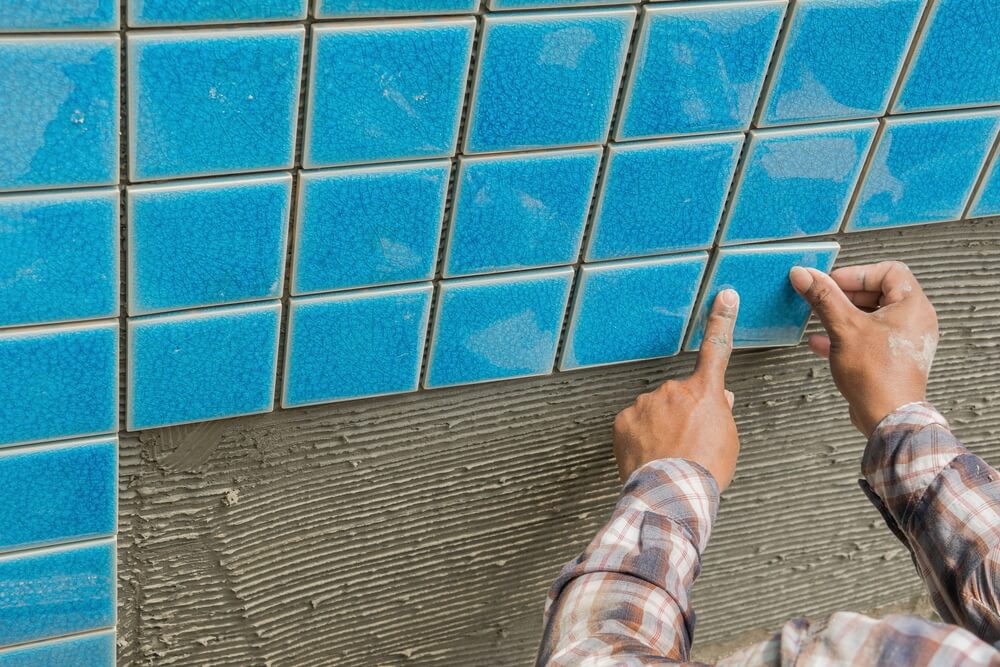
[789,261,938,437]
[612,290,741,489]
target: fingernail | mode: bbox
[788,266,812,293]
[720,289,738,306]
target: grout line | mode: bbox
[750,0,796,129]
[885,0,937,114]
[838,117,889,234]
[962,127,1000,220]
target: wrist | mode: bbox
[855,395,927,437]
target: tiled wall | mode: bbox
[1,0,999,658]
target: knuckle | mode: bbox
[808,282,833,306]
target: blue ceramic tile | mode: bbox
[465,8,636,153]
[444,148,602,277]
[128,302,281,430]
[129,0,306,26]
[489,0,635,8]
[0,1,118,30]
[686,242,840,351]
[0,321,117,447]
[847,109,1000,232]
[561,253,707,370]
[969,152,1000,218]
[128,173,292,315]
[758,0,924,126]
[0,36,119,192]
[128,27,304,181]
[425,267,574,387]
[721,121,878,245]
[586,134,743,261]
[0,437,116,553]
[304,19,475,168]
[283,284,434,407]
[316,0,478,16]
[894,0,1000,113]
[292,162,449,294]
[0,631,115,667]
[616,2,784,140]
[0,189,119,328]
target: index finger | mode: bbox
[694,289,738,384]
[829,261,922,307]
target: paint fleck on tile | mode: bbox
[316,0,478,16]
[0,0,119,30]
[128,0,306,26]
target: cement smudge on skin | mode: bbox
[887,331,938,374]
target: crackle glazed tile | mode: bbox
[128,27,304,182]
[465,8,636,153]
[283,284,433,407]
[847,109,1000,232]
[685,242,840,351]
[561,253,707,370]
[615,2,784,141]
[127,301,281,430]
[0,188,119,328]
[0,631,115,667]
[444,148,602,277]
[128,0,306,26]
[128,173,292,315]
[0,321,118,448]
[316,0,479,17]
[0,36,119,192]
[292,161,449,294]
[488,0,635,9]
[425,267,574,388]
[758,0,925,126]
[0,0,119,30]
[304,19,474,168]
[969,151,1000,219]
[894,0,1000,113]
[585,134,743,262]
[720,121,878,245]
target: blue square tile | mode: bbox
[0,631,115,667]
[292,161,450,294]
[489,0,635,8]
[425,267,574,387]
[758,0,925,126]
[304,19,475,167]
[0,321,118,447]
[128,302,281,430]
[444,148,602,277]
[586,134,743,261]
[128,173,292,315]
[969,151,1000,218]
[316,0,479,17]
[615,2,785,140]
[847,109,1000,232]
[894,0,1000,113]
[0,36,119,192]
[128,0,306,26]
[465,8,636,153]
[561,253,707,370]
[0,1,119,30]
[720,121,878,245]
[283,284,433,407]
[685,242,840,351]
[0,188,119,328]
[128,27,304,181]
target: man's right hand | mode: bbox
[789,261,939,438]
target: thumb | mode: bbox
[694,289,738,385]
[789,267,857,337]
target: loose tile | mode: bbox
[561,253,707,370]
[292,162,449,294]
[128,0,306,26]
[444,148,602,277]
[586,134,743,261]
[128,302,281,430]
[425,267,574,388]
[128,173,292,315]
[128,27,304,181]
[0,36,119,192]
[283,284,434,407]
[465,8,636,153]
[721,121,878,245]
[0,631,115,667]
[969,151,1000,219]
[847,109,1000,232]
[489,0,635,8]
[304,19,475,167]
[616,2,785,140]
[0,0,119,30]
[686,242,840,351]
[316,0,478,17]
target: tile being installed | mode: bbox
[128,27,304,182]
[283,284,434,407]
[304,19,475,168]
[847,109,1000,232]
[316,0,479,16]
[586,134,743,262]
[561,253,708,370]
[0,36,119,192]
[465,8,636,153]
[128,301,281,431]
[615,2,785,141]
[292,161,449,295]
[720,121,878,245]
[969,152,1000,219]
[425,267,574,388]
[444,148,602,277]
[0,0,119,30]
[128,0,307,26]
[685,242,840,351]
[0,188,119,328]
[0,631,115,667]
[128,173,292,315]
[0,321,118,448]
[757,0,925,126]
